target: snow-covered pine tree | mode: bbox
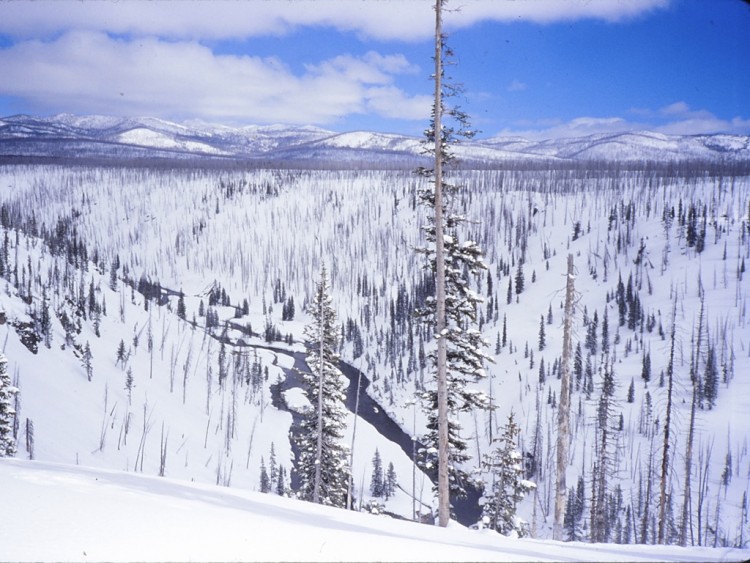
[259,457,271,493]
[295,266,350,508]
[0,353,19,457]
[385,462,398,499]
[370,448,385,497]
[480,412,535,537]
[82,341,93,382]
[416,1,491,523]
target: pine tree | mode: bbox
[416,0,490,525]
[480,412,535,537]
[177,290,186,320]
[115,339,127,367]
[125,367,134,404]
[538,315,546,351]
[0,353,19,457]
[627,378,635,403]
[564,476,585,541]
[82,341,93,382]
[40,286,52,349]
[574,342,583,390]
[259,457,271,493]
[385,462,398,499]
[641,351,651,383]
[269,443,278,492]
[704,344,718,409]
[295,267,350,508]
[506,278,513,305]
[276,465,287,496]
[515,263,525,296]
[591,355,618,543]
[370,448,385,497]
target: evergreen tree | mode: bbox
[641,351,651,383]
[538,315,546,351]
[506,278,513,305]
[125,368,134,404]
[564,476,585,541]
[574,342,583,390]
[370,448,385,497]
[177,290,186,320]
[82,341,93,382]
[269,443,278,492]
[295,267,350,508]
[703,344,718,409]
[627,377,635,403]
[40,286,52,349]
[515,263,525,296]
[385,462,398,499]
[276,465,287,496]
[115,339,127,367]
[259,457,271,493]
[0,353,19,457]
[591,355,618,543]
[415,10,491,513]
[585,310,598,356]
[480,412,535,537]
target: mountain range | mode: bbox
[1,113,748,165]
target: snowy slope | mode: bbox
[0,157,748,552]
[0,459,743,562]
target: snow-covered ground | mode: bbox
[0,160,748,555]
[1,458,743,563]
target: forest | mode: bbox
[0,156,748,547]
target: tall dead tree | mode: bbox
[554,254,575,540]
[658,297,678,543]
[681,292,705,545]
[432,0,450,528]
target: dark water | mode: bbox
[256,343,481,525]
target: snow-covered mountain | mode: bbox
[1,113,748,165]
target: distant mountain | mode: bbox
[1,113,748,165]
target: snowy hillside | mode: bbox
[0,459,741,562]
[1,114,749,166]
[0,149,749,557]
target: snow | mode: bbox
[284,387,312,413]
[1,458,742,563]
[115,127,229,155]
[3,114,749,163]
[0,152,749,557]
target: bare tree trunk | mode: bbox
[313,287,324,504]
[433,0,450,528]
[681,297,704,546]
[554,254,575,540]
[658,298,677,544]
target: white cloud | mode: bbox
[506,80,527,92]
[0,32,429,125]
[660,101,691,115]
[496,106,750,140]
[0,0,672,42]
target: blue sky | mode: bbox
[0,0,747,139]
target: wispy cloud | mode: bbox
[506,80,527,92]
[0,0,672,42]
[0,32,429,125]
[496,103,750,139]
